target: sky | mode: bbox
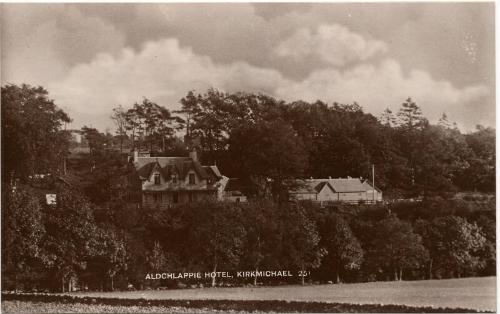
[1,3,495,132]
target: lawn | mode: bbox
[68,276,495,312]
[2,277,495,313]
[1,301,221,313]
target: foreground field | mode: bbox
[2,301,224,313]
[0,297,477,313]
[71,277,496,312]
[2,277,495,313]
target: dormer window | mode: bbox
[154,173,160,185]
[189,173,196,185]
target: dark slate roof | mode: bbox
[314,181,335,193]
[134,156,190,170]
[290,180,318,194]
[204,166,222,179]
[291,178,378,194]
[137,162,156,179]
[328,178,368,193]
[134,156,216,181]
[56,173,86,190]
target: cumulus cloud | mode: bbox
[275,59,489,126]
[275,24,387,66]
[48,39,288,127]
[2,5,125,85]
[2,4,493,130]
[47,37,488,131]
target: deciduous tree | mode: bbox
[2,84,71,180]
[321,214,363,283]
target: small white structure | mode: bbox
[46,194,57,205]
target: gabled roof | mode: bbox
[290,180,320,194]
[136,162,156,179]
[291,177,379,194]
[328,178,367,193]
[134,156,217,181]
[362,180,382,192]
[314,181,335,193]
[204,166,222,179]
[56,173,86,190]
[134,156,190,170]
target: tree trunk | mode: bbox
[394,269,398,281]
[336,271,340,284]
[254,267,258,286]
[14,272,18,292]
[301,262,305,286]
[399,268,403,281]
[211,264,217,287]
[62,277,65,293]
[111,275,114,291]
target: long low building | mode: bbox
[289,177,382,204]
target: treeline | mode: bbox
[103,89,495,199]
[4,84,494,199]
[1,83,496,292]
[2,182,495,292]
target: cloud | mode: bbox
[2,5,125,85]
[275,59,489,127]
[48,39,288,128]
[47,37,488,131]
[275,24,387,66]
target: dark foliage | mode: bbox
[1,84,496,292]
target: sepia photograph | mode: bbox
[0,2,496,313]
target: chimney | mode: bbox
[133,149,139,163]
[189,148,198,162]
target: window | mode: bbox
[173,192,179,203]
[172,175,178,184]
[189,173,196,185]
[153,194,160,203]
[154,173,160,185]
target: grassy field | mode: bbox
[2,277,495,313]
[2,301,224,313]
[69,277,496,312]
